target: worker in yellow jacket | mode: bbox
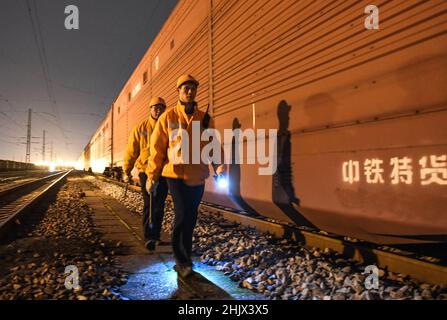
[123,97,168,251]
[146,75,225,278]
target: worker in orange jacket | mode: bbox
[146,75,225,278]
[123,97,168,251]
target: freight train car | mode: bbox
[83,109,112,173]
[0,160,35,171]
[83,0,447,245]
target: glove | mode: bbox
[215,165,225,177]
[145,179,159,195]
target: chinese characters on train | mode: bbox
[342,155,447,185]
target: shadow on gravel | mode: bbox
[169,271,232,300]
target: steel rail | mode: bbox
[0,170,71,238]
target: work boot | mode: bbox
[174,264,194,278]
[145,240,156,251]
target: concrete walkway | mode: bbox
[79,178,264,300]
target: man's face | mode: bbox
[178,82,197,103]
[150,104,166,119]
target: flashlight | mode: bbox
[214,175,228,189]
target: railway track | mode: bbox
[93,173,447,286]
[0,170,44,177]
[0,170,71,239]
[0,170,53,189]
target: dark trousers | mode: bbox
[139,173,168,241]
[166,178,204,265]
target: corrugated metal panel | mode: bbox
[87,109,112,172]
[212,0,447,117]
[207,0,447,242]
[112,98,128,168]
[152,19,210,110]
[151,0,207,80]
[127,81,153,129]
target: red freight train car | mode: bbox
[83,0,447,244]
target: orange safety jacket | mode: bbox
[123,116,157,174]
[146,102,224,186]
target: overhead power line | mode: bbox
[25,0,68,148]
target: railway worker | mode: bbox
[123,97,168,251]
[145,75,225,278]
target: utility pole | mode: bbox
[25,108,32,163]
[42,130,46,162]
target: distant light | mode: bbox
[48,163,56,172]
[75,160,83,170]
[91,159,107,173]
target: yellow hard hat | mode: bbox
[149,97,166,107]
[176,74,199,89]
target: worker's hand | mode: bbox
[145,179,159,195]
[215,165,225,177]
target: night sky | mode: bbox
[0,0,178,163]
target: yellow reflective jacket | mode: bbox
[123,116,157,173]
[146,102,224,186]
